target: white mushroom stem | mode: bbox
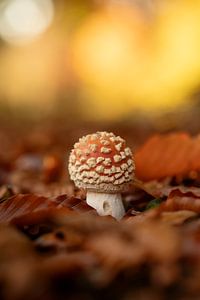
[86,191,125,220]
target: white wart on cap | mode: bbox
[68,131,135,220]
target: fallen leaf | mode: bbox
[135,133,200,182]
[0,194,72,225]
[160,210,198,225]
[159,190,200,213]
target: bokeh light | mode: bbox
[0,0,54,45]
[71,1,200,120]
[0,0,200,123]
[71,4,149,119]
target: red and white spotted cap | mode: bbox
[68,132,135,193]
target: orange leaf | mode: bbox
[135,132,195,181]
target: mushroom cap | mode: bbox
[68,132,135,193]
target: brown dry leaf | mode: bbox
[0,193,94,227]
[84,233,146,285]
[130,220,181,263]
[143,181,200,198]
[35,226,85,253]
[171,186,200,197]
[160,210,198,225]
[181,220,200,261]
[0,225,41,300]
[0,194,72,225]
[86,234,145,270]
[124,208,158,224]
[159,190,200,213]
[54,195,96,216]
[39,252,98,281]
[150,263,180,287]
[135,132,200,182]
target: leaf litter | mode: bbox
[1,128,200,299]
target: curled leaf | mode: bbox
[159,190,200,213]
[135,133,200,182]
[135,133,191,181]
[160,210,198,225]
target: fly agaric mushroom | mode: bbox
[68,132,135,220]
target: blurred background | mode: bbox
[1,0,200,196]
[1,0,200,134]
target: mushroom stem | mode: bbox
[86,191,125,220]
